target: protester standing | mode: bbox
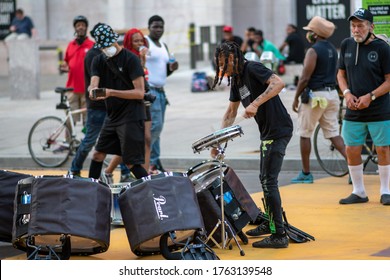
[145,15,179,173]
[211,41,293,248]
[60,15,94,125]
[337,9,390,205]
[291,16,346,184]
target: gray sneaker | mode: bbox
[100,170,114,185]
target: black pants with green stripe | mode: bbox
[259,135,291,235]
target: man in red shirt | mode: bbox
[60,15,94,124]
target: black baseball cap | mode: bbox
[348,8,373,23]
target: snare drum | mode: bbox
[119,172,204,256]
[192,125,243,153]
[110,183,129,226]
[187,160,228,193]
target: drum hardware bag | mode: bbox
[196,167,260,246]
[119,175,205,256]
[0,170,31,242]
[159,231,219,260]
[12,176,111,260]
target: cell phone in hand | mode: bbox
[92,88,106,98]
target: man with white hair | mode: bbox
[337,8,390,205]
[291,16,346,184]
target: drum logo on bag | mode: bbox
[153,195,169,220]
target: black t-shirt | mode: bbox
[84,47,106,111]
[91,48,146,125]
[285,32,305,64]
[339,37,390,122]
[230,61,293,140]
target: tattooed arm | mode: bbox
[244,73,285,118]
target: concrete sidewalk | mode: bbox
[0,63,302,171]
[1,63,375,174]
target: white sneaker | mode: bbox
[100,169,114,185]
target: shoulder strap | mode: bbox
[105,58,133,88]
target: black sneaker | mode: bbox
[156,159,166,172]
[380,194,390,206]
[245,222,271,237]
[252,234,289,249]
[339,193,369,204]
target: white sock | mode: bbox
[378,165,390,195]
[348,164,367,197]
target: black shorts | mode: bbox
[95,121,145,165]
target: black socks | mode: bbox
[130,164,148,179]
[89,160,103,179]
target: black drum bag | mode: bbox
[12,176,111,255]
[119,176,204,255]
[0,170,31,242]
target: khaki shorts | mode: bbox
[66,92,86,124]
[297,89,340,138]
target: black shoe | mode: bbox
[252,234,289,249]
[380,194,390,205]
[246,223,271,237]
[339,193,369,204]
[156,159,166,172]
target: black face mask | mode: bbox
[360,31,372,45]
[75,36,86,45]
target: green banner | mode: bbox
[362,0,390,36]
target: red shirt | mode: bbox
[64,37,94,93]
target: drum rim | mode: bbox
[191,125,243,153]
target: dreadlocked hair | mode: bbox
[211,41,245,90]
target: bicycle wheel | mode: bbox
[28,116,71,167]
[313,124,348,177]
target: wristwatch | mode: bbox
[370,92,376,101]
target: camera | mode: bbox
[92,88,106,98]
[144,92,156,103]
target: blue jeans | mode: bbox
[149,87,167,165]
[70,109,106,173]
[259,136,291,235]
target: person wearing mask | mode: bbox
[88,23,149,181]
[291,16,346,184]
[145,15,179,174]
[102,28,153,182]
[60,15,94,125]
[337,8,390,205]
[211,41,293,248]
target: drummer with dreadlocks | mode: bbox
[211,41,293,248]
